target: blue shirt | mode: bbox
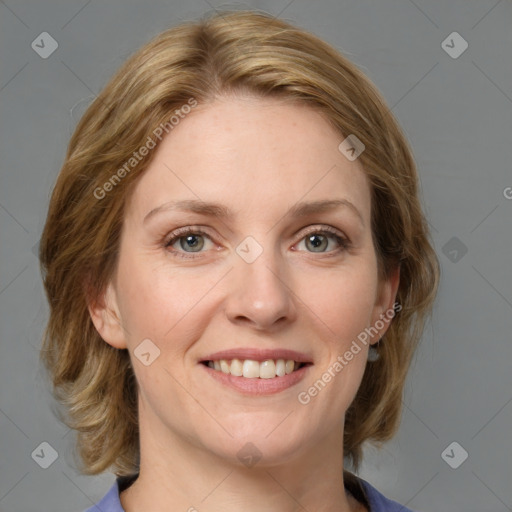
[84,473,416,512]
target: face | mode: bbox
[91,95,399,468]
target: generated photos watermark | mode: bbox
[93,97,198,200]
[297,301,402,405]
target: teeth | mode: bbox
[259,360,276,379]
[275,359,286,377]
[230,358,243,376]
[220,360,230,374]
[242,360,260,378]
[207,358,304,378]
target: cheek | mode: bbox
[296,262,378,345]
[116,253,222,348]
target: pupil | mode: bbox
[307,234,327,252]
[181,235,203,252]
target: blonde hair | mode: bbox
[39,9,439,476]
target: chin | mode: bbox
[205,424,314,468]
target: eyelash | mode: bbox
[163,225,351,260]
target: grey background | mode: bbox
[0,0,511,511]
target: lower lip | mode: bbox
[200,363,311,395]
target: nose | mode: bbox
[224,248,297,331]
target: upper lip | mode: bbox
[200,348,313,363]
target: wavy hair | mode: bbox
[39,9,440,476]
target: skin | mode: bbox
[89,95,399,512]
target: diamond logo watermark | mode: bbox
[441,441,468,469]
[237,442,262,468]
[31,32,59,59]
[236,236,263,264]
[134,338,161,366]
[31,441,59,469]
[441,32,468,59]
[338,134,365,161]
[442,236,468,263]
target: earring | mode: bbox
[367,341,381,362]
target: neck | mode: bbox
[120,399,362,512]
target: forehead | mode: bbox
[126,96,371,225]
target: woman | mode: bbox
[39,10,439,512]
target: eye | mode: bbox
[163,225,350,259]
[295,227,350,254]
[164,228,214,257]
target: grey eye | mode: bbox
[305,234,329,252]
[179,234,205,252]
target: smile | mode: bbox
[202,358,310,379]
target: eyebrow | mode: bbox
[143,198,364,227]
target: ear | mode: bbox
[369,264,401,345]
[87,280,128,349]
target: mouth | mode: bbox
[200,358,312,379]
[198,349,313,394]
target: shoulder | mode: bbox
[83,480,122,512]
[345,472,417,512]
[85,472,413,512]
[83,474,137,512]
